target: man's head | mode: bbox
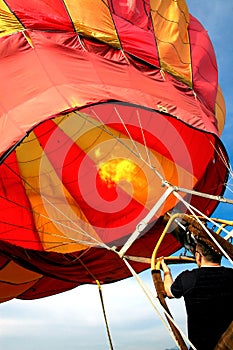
[195,240,222,266]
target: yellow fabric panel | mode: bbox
[0,0,24,37]
[150,0,192,87]
[64,0,120,48]
[16,131,101,253]
[0,260,42,283]
[215,85,226,136]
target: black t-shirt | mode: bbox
[171,266,233,350]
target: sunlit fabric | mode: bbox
[0,0,229,302]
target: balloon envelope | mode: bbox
[0,0,229,302]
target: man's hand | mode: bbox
[159,257,174,298]
[160,258,170,274]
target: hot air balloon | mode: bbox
[0,1,232,348]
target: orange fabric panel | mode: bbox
[215,85,226,135]
[64,0,120,48]
[151,0,192,86]
[0,260,42,283]
[0,280,40,301]
[0,261,42,301]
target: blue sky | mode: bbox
[1,2,233,350]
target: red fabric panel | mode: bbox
[189,14,218,114]
[82,37,125,62]
[192,143,229,216]
[111,11,160,67]
[109,0,151,29]
[18,275,79,300]
[0,255,9,269]
[0,153,43,249]
[4,0,74,32]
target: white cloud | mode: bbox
[0,270,188,350]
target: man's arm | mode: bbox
[161,259,174,298]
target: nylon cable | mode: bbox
[96,280,114,350]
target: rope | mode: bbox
[136,109,152,168]
[151,269,189,350]
[122,258,197,349]
[114,106,143,160]
[96,280,115,350]
[69,257,115,350]
[122,258,176,342]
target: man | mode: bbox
[161,240,233,350]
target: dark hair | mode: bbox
[196,241,222,264]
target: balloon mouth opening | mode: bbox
[1,101,202,255]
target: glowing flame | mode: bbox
[98,158,148,204]
[99,159,135,186]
